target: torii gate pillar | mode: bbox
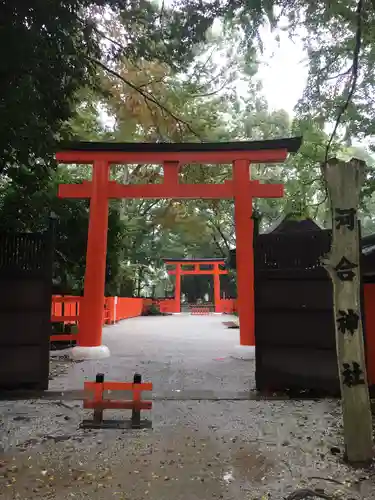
[72,161,111,359]
[233,159,256,359]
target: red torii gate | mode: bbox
[162,258,228,313]
[56,138,302,359]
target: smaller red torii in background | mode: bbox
[163,258,228,313]
[56,138,302,359]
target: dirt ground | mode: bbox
[1,315,375,499]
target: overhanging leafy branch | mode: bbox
[324,0,363,163]
[88,56,202,140]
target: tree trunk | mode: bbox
[322,157,373,464]
[137,268,143,297]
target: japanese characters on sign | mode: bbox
[333,208,358,282]
[334,257,358,282]
[342,362,365,388]
[333,207,364,388]
[337,309,360,335]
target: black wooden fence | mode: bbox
[0,223,54,390]
[254,229,341,395]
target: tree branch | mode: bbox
[143,99,167,140]
[140,200,161,217]
[193,61,236,93]
[88,56,202,140]
[208,219,231,252]
[307,191,328,208]
[326,65,353,81]
[300,176,322,187]
[211,231,226,257]
[138,76,167,89]
[324,0,363,163]
[191,78,232,98]
[189,46,216,83]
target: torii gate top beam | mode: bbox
[56,137,302,164]
[163,258,228,276]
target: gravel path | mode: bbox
[1,315,375,499]
[49,315,253,393]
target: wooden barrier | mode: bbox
[51,296,81,342]
[82,373,153,429]
[364,283,375,387]
[51,295,81,323]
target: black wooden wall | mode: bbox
[254,229,341,395]
[0,228,54,390]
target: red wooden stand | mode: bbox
[82,373,153,429]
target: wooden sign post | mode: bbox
[322,157,373,464]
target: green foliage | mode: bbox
[3,1,375,300]
[1,1,98,176]
[0,0,219,181]
[182,0,375,145]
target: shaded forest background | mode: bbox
[2,0,375,298]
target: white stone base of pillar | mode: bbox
[70,345,110,360]
[232,344,255,360]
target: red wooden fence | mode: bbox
[51,296,81,342]
[365,284,375,386]
[105,297,144,324]
[50,296,176,343]
[50,296,237,342]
